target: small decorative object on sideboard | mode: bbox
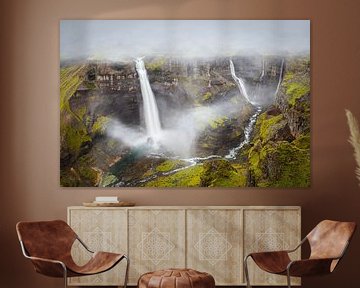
[94,196,119,203]
[83,196,135,207]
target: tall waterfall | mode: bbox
[229,59,252,104]
[135,57,162,141]
[275,58,285,95]
[259,58,265,81]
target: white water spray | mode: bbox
[135,57,162,141]
[229,59,253,104]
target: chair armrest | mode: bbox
[245,237,306,259]
[285,237,307,253]
[25,255,67,278]
[19,240,67,277]
[287,258,336,277]
[26,255,65,265]
[247,250,290,258]
[76,236,94,253]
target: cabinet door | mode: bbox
[187,209,243,285]
[243,209,301,286]
[68,208,127,286]
[128,209,186,284]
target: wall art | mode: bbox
[60,20,310,187]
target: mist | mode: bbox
[108,102,230,158]
[60,20,310,61]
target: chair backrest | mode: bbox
[307,220,356,261]
[16,220,77,261]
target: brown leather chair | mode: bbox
[16,220,129,288]
[244,220,356,288]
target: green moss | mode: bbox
[83,81,97,90]
[60,65,85,114]
[280,56,310,108]
[248,141,263,180]
[146,58,166,72]
[155,159,187,173]
[200,143,210,148]
[60,65,92,157]
[60,168,80,187]
[61,124,92,156]
[141,159,188,179]
[144,165,204,187]
[270,141,310,187]
[285,82,310,106]
[200,159,247,187]
[60,155,99,187]
[100,173,119,187]
[209,116,228,129]
[283,72,295,81]
[292,134,310,150]
[243,56,310,188]
[202,92,213,102]
[247,111,310,188]
[258,114,284,143]
[92,116,110,135]
[77,156,98,181]
[248,140,310,188]
[75,106,87,120]
[77,165,98,186]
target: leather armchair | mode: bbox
[16,220,129,288]
[244,220,356,288]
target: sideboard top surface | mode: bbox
[68,205,301,210]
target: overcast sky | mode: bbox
[60,20,310,61]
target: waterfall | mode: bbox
[275,58,285,95]
[229,59,252,104]
[259,58,265,81]
[225,106,262,159]
[135,57,162,141]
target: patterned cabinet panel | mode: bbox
[68,208,127,286]
[243,208,301,286]
[128,209,186,284]
[187,209,243,285]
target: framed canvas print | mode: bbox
[60,20,310,187]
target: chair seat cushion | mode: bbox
[138,268,215,288]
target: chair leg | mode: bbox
[244,255,252,288]
[286,269,291,288]
[62,264,68,288]
[123,255,130,288]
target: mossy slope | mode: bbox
[246,56,311,187]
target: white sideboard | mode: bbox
[67,206,301,286]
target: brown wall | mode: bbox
[1,0,360,287]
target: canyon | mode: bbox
[60,54,310,187]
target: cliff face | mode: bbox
[246,57,311,187]
[59,55,308,187]
[277,59,310,137]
